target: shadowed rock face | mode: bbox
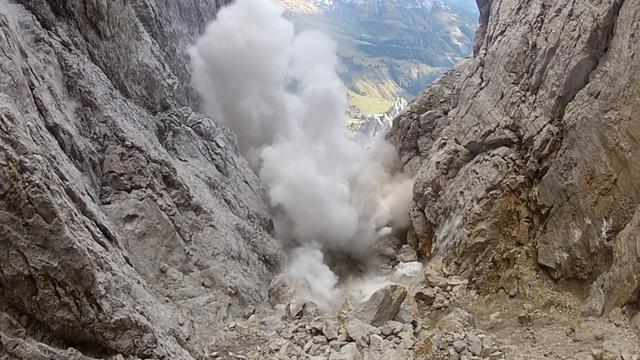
[0,1,284,359]
[389,0,640,314]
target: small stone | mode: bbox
[337,342,363,360]
[517,313,531,325]
[323,322,339,341]
[632,313,640,332]
[337,330,348,342]
[397,244,418,262]
[399,336,416,350]
[434,293,449,309]
[592,348,604,360]
[446,276,468,286]
[303,341,314,353]
[369,334,384,349]
[465,333,482,356]
[313,335,328,344]
[380,321,402,337]
[453,340,468,353]
[481,338,498,356]
[330,341,345,351]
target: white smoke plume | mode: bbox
[190,0,413,306]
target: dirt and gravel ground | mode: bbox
[210,247,640,360]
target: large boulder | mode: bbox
[353,285,408,326]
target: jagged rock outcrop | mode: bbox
[390,0,640,313]
[0,1,284,359]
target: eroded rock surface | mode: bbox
[389,0,640,313]
[0,1,283,359]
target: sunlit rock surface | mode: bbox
[389,0,640,314]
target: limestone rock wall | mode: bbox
[0,1,284,358]
[389,0,640,314]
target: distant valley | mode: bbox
[280,0,479,114]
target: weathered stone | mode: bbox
[398,244,418,263]
[269,275,293,307]
[345,319,374,348]
[370,334,385,349]
[354,285,408,326]
[388,0,640,313]
[393,262,425,287]
[517,313,531,326]
[632,313,640,333]
[0,1,283,358]
[380,321,403,337]
[465,333,482,356]
[322,321,340,341]
[394,297,415,324]
[592,348,604,360]
[288,301,321,320]
[329,342,363,360]
[453,340,467,353]
[426,273,450,289]
[415,287,438,312]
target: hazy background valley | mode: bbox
[279,0,479,115]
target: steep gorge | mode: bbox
[0,0,640,359]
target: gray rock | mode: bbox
[388,0,640,312]
[288,300,321,320]
[453,340,468,353]
[345,319,374,348]
[354,285,408,326]
[330,342,363,360]
[426,273,450,288]
[369,334,385,350]
[380,321,403,337]
[632,313,640,333]
[269,275,293,307]
[397,244,418,263]
[517,313,531,326]
[313,335,328,345]
[393,262,425,288]
[394,297,415,324]
[415,287,438,312]
[322,321,340,341]
[465,333,483,356]
[0,1,283,358]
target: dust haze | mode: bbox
[190,0,413,309]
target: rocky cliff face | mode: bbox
[0,1,284,359]
[390,0,640,315]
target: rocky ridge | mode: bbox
[389,0,640,318]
